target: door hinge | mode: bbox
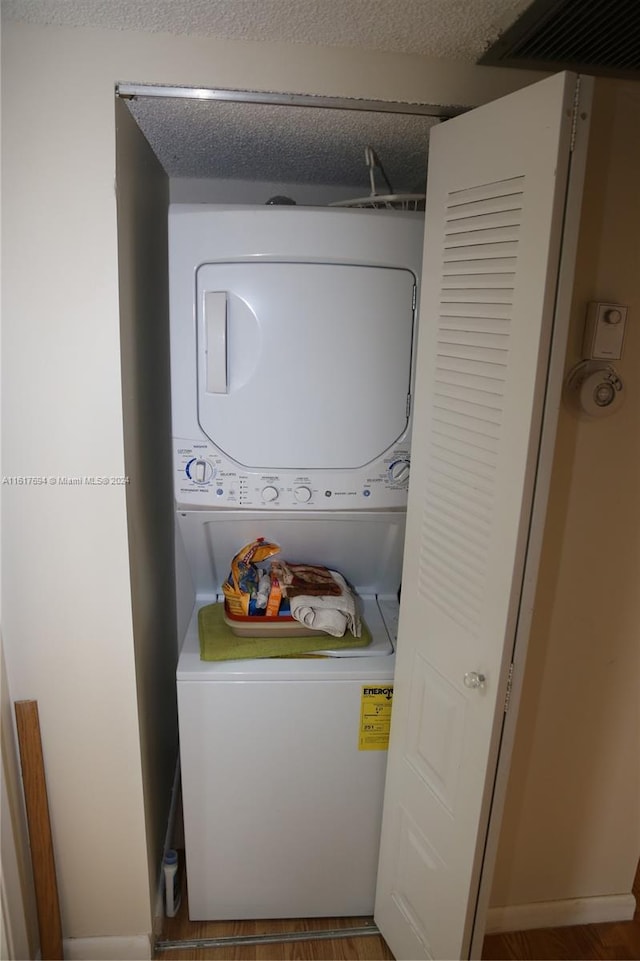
[504,662,515,713]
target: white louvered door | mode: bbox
[374,73,586,960]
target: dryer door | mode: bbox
[196,262,416,470]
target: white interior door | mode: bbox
[374,72,589,960]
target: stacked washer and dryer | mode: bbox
[170,204,423,920]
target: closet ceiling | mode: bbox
[124,98,440,192]
[2,0,530,190]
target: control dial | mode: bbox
[188,458,214,485]
[388,458,410,486]
[261,485,279,503]
[294,486,312,503]
[604,308,623,325]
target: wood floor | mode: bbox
[155,859,640,960]
[482,861,640,961]
[157,906,393,960]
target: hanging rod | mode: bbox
[116,82,462,118]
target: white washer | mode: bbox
[176,509,403,919]
[177,596,396,920]
[170,206,423,920]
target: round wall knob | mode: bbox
[261,485,279,502]
[594,381,617,407]
[565,361,624,419]
[604,308,622,325]
[294,486,312,503]
[463,672,486,689]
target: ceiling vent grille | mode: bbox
[479,0,640,78]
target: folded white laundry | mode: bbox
[288,570,361,638]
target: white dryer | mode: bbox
[170,205,423,919]
[169,205,422,511]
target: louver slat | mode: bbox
[442,272,516,288]
[443,257,517,275]
[444,242,519,261]
[417,177,524,634]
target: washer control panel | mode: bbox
[174,439,411,509]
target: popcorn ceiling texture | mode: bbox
[127,97,438,186]
[1,0,525,60]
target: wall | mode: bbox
[0,18,538,953]
[115,99,178,929]
[1,24,152,957]
[490,78,640,916]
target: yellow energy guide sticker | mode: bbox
[359,685,393,750]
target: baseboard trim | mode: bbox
[64,934,152,960]
[486,893,637,934]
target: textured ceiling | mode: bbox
[126,97,439,190]
[2,0,529,190]
[2,0,527,60]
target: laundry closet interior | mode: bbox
[114,72,589,958]
[117,82,438,916]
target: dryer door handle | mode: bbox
[204,291,228,393]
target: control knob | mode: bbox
[388,459,410,486]
[294,486,312,503]
[261,485,279,502]
[189,458,213,484]
[604,308,623,325]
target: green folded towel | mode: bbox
[198,603,371,661]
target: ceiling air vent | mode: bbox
[479,0,640,79]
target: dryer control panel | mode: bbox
[174,439,411,510]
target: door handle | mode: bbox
[204,291,227,393]
[463,672,486,690]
